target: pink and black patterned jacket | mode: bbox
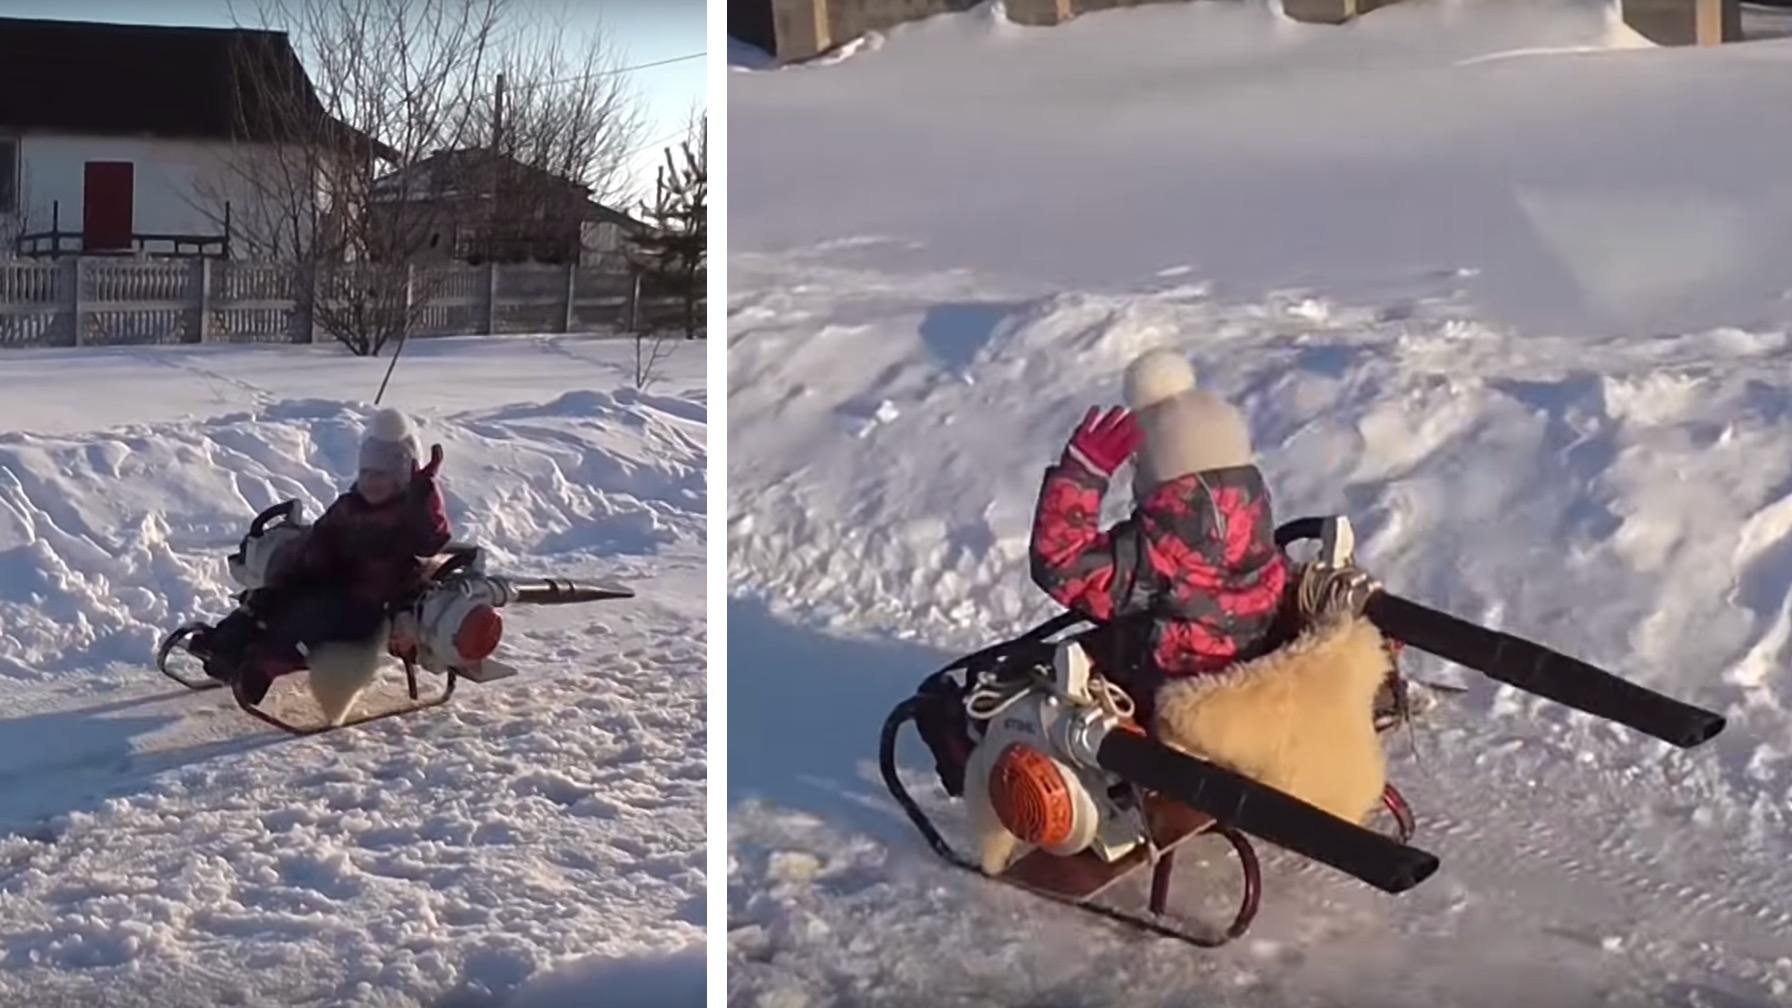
[1028,455,1288,677]
[292,483,453,606]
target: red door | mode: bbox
[82,161,134,253]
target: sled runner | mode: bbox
[156,499,633,736]
[881,514,1725,948]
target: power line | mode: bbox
[506,51,705,93]
[601,51,706,76]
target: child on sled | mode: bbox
[1026,349,1397,827]
[195,407,453,723]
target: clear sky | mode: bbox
[0,0,706,206]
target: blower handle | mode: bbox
[430,548,481,582]
[248,499,299,538]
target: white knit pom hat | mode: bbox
[1123,349,1198,411]
[357,407,420,479]
[1122,349,1254,495]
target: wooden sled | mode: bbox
[880,606,1424,949]
[156,618,518,736]
[1002,795,1262,946]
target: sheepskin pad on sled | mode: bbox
[1153,616,1394,826]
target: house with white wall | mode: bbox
[369,148,644,267]
[0,16,388,260]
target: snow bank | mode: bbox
[0,339,704,680]
[732,258,1792,726]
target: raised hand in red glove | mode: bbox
[402,443,452,556]
[403,443,446,513]
[416,443,444,482]
[1062,406,1141,479]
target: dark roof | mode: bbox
[0,16,391,156]
[373,148,643,227]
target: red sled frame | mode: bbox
[882,695,1418,949]
[156,621,463,736]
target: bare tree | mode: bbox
[626,111,706,349]
[192,0,647,355]
[629,275,674,391]
[446,6,646,265]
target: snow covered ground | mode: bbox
[0,334,706,1007]
[728,3,1792,1006]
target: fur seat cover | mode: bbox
[1151,615,1394,825]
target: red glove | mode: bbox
[406,444,444,503]
[1063,406,1141,478]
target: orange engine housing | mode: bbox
[987,742,1078,849]
[454,604,504,662]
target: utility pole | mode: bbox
[491,72,506,150]
[488,72,505,264]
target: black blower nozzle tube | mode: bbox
[1094,728,1440,895]
[1365,592,1726,749]
[510,578,635,605]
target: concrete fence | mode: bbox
[738,0,1747,63]
[0,258,693,349]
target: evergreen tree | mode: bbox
[627,115,706,340]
